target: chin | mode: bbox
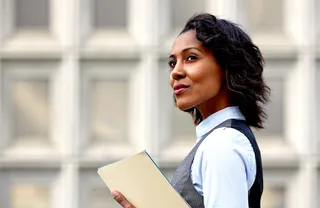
[175,99,195,111]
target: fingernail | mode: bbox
[112,191,119,198]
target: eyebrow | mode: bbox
[169,47,203,59]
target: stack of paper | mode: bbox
[97,151,190,208]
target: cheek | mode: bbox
[193,69,224,97]
[196,79,220,100]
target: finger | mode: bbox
[112,191,135,208]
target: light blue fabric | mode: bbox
[191,106,256,208]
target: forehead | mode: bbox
[171,30,202,52]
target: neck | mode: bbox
[197,88,230,119]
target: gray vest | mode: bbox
[171,119,263,208]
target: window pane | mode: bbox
[91,187,119,208]
[15,0,50,29]
[11,80,50,143]
[261,186,285,208]
[11,184,50,208]
[93,0,127,29]
[171,0,205,29]
[0,170,56,208]
[318,64,320,149]
[255,77,284,137]
[172,106,196,142]
[80,170,120,208]
[90,79,128,143]
[318,2,320,45]
[248,0,284,33]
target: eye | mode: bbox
[168,60,176,68]
[187,54,197,61]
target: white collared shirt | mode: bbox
[191,106,257,208]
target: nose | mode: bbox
[171,62,186,80]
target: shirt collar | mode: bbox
[195,106,245,142]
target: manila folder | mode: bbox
[97,151,190,208]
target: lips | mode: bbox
[173,84,189,95]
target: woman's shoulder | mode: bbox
[195,126,256,167]
[200,126,252,148]
[194,126,257,187]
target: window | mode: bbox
[11,80,50,143]
[261,186,286,208]
[255,77,284,138]
[1,60,56,151]
[93,0,127,29]
[90,79,128,143]
[248,0,284,34]
[172,106,196,142]
[15,0,50,29]
[170,0,205,30]
[79,170,120,208]
[11,184,50,208]
[80,60,136,153]
[0,169,57,208]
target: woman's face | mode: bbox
[169,30,226,116]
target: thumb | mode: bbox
[112,191,136,208]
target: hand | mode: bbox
[112,190,136,208]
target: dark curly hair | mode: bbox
[177,13,270,129]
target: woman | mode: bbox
[112,13,270,208]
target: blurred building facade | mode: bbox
[0,0,319,207]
